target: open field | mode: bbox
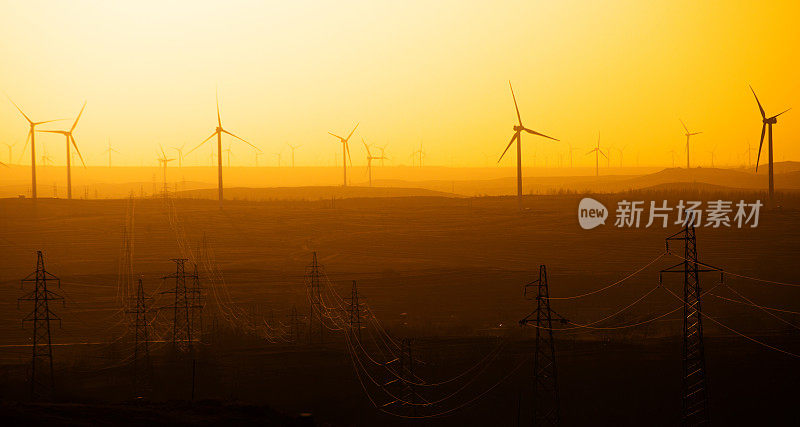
[0,192,798,425]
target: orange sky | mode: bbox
[0,0,798,168]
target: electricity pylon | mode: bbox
[347,280,364,341]
[189,263,204,342]
[127,278,151,394]
[19,251,64,400]
[161,259,201,352]
[661,220,724,426]
[519,264,564,426]
[305,252,324,343]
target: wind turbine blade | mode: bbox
[689,132,702,136]
[222,129,260,152]
[37,130,65,134]
[7,97,33,124]
[185,131,218,155]
[586,149,595,156]
[70,101,87,132]
[328,132,344,140]
[70,135,86,168]
[509,81,522,126]
[771,108,791,119]
[216,88,222,127]
[524,128,559,141]
[345,123,359,142]
[362,138,371,156]
[17,131,30,163]
[34,119,66,125]
[0,161,7,168]
[679,119,689,134]
[498,132,518,163]
[600,150,608,160]
[755,123,766,172]
[749,85,766,119]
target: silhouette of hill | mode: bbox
[176,186,462,201]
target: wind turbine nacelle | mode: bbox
[513,125,524,132]
[766,117,777,124]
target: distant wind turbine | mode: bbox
[328,123,358,186]
[172,144,185,167]
[567,143,580,168]
[38,102,87,200]
[363,138,386,187]
[8,96,66,199]
[186,90,260,206]
[616,145,627,168]
[157,145,175,196]
[499,82,559,204]
[586,133,607,177]
[287,143,301,168]
[224,144,233,167]
[104,140,120,167]
[377,144,388,166]
[750,85,791,201]
[708,145,717,168]
[413,141,426,168]
[273,149,282,167]
[680,119,702,169]
[3,142,15,164]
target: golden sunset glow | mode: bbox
[1,0,798,168]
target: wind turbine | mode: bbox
[3,142,15,164]
[377,144,388,166]
[157,145,175,196]
[8,97,65,199]
[273,149,282,167]
[567,143,580,168]
[38,102,87,200]
[669,149,676,167]
[498,82,559,204]
[254,151,262,167]
[680,119,702,169]
[750,85,791,201]
[586,133,607,177]
[186,90,260,206]
[617,145,627,168]
[172,144,185,167]
[708,145,717,168]
[287,144,301,168]
[328,123,358,186]
[413,141,426,168]
[363,138,386,187]
[224,144,233,167]
[103,139,119,167]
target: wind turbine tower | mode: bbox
[750,85,791,201]
[328,123,358,186]
[8,97,65,199]
[680,119,702,169]
[38,102,87,200]
[498,82,559,206]
[186,90,260,207]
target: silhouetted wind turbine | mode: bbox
[287,143,301,168]
[680,119,701,169]
[254,151,262,167]
[273,149,282,167]
[38,102,87,200]
[586,133,607,177]
[224,144,233,167]
[750,85,791,201]
[103,140,119,167]
[377,144,388,166]
[157,145,175,195]
[363,138,386,187]
[708,145,717,168]
[567,143,579,168]
[172,144,185,167]
[499,82,558,205]
[3,142,15,164]
[186,90,260,206]
[669,149,676,167]
[617,145,627,168]
[8,97,65,199]
[413,141,426,168]
[328,123,358,186]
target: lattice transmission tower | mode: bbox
[19,251,64,400]
[305,252,325,343]
[519,264,563,426]
[347,280,364,341]
[161,259,202,352]
[661,221,723,426]
[127,277,152,393]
